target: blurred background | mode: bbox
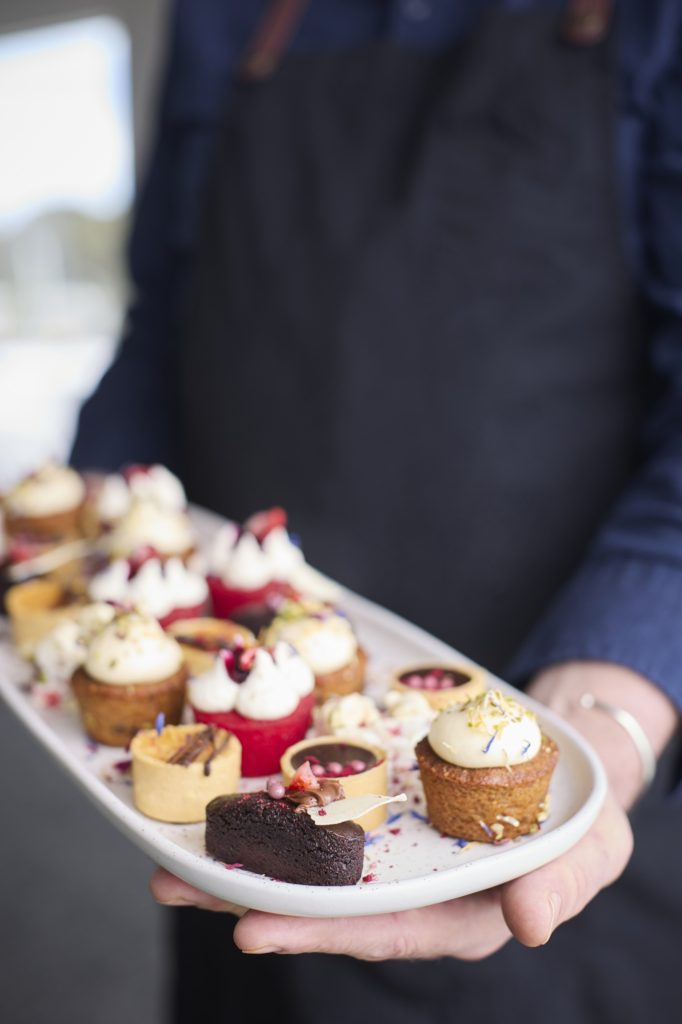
[2,3,171,1022]
[0,0,167,487]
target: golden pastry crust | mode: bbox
[131,723,241,823]
[415,734,559,843]
[391,662,486,711]
[314,646,367,702]
[166,617,256,675]
[71,664,188,747]
[5,578,83,657]
[281,734,388,830]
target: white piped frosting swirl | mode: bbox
[34,603,116,685]
[189,646,313,720]
[84,612,184,685]
[428,689,542,769]
[88,557,208,619]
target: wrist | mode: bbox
[527,661,679,810]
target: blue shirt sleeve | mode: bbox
[508,24,682,722]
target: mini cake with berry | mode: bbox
[71,611,188,746]
[205,507,339,620]
[131,722,241,823]
[87,556,209,628]
[262,600,366,701]
[30,602,116,702]
[281,735,388,829]
[415,689,559,843]
[2,463,87,573]
[166,617,256,675]
[205,762,365,886]
[391,661,486,711]
[189,642,316,776]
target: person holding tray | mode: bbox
[71,0,681,1021]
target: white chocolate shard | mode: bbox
[305,792,407,827]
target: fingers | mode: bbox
[150,868,247,916]
[234,888,511,961]
[501,792,633,947]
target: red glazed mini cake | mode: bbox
[205,763,365,886]
[262,600,367,702]
[205,507,340,619]
[189,642,316,776]
[71,611,188,746]
[281,735,388,829]
[87,556,209,628]
[416,689,559,843]
[131,722,241,823]
[391,661,486,711]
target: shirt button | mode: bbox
[403,0,432,21]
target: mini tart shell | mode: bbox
[391,662,487,711]
[415,734,559,843]
[314,646,367,702]
[130,724,241,823]
[5,578,83,657]
[71,664,188,747]
[280,735,388,830]
[166,617,256,675]
[4,501,85,541]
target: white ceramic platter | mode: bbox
[0,506,606,918]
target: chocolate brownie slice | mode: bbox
[205,791,365,886]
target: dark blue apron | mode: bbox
[173,3,679,1021]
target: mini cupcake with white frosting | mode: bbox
[189,641,316,776]
[2,462,86,555]
[89,464,187,532]
[262,600,366,701]
[87,556,209,627]
[205,507,340,620]
[415,689,559,843]
[70,611,188,746]
[106,500,195,562]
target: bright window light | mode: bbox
[0,16,133,232]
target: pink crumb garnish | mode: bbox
[362,873,376,883]
[317,808,327,817]
[388,828,401,836]
[223,863,244,870]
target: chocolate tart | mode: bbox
[166,617,256,675]
[5,578,83,656]
[205,790,365,885]
[131,723,241,822]
[415,734,559,843]
[71,664,188,747]
[281,736,388,829]
[314,646,368,702]
[391,662,486,711]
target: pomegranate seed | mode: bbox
[310,763,325,777]
[349,759,366,773]
[325,761,343,776]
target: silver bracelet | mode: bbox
[579,693,657,791]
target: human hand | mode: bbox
[151,661,677,959]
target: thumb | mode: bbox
[500,792,633,946]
